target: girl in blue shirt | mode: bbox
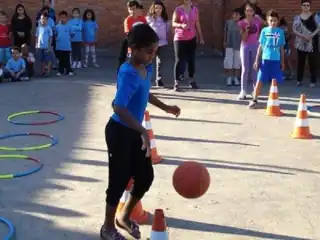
[82,9,99,67]
[101,24,180,240]
[69,8,83,68]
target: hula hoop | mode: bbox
[307,105,320,117]
[0,155,43,179]
[0,133,58,151]
[7,110,64,125]
[0,217,15,240]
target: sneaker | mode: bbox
[93,63,99,68]
[72,62,77,69]
[189,81,199,89]
[237,91,247,100]
[76,61,82,68]
[100,227,126,240]
[56,72,62,76]
[68,72,74,76]
[83,63,88,68]
[310,83,316,88]
[296,81,302,86]
[233,77,240,86]
[248,99,258,109]
[21,77,29,81]
[226,76,232,86]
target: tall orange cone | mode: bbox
[291,94,312,139]
[150,209,169,240]
[265,79,283,116]
[116,179,149,224]
[143,111,162,164]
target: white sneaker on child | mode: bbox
[226,76,232,86]
[56,72,62,76]
[237,91,247,100]
[72,62,77,69]
[83,63,88,68]
[76,62,81,68]
[233,77,240,86]
[68,72,74,76]
[93,63,99,68]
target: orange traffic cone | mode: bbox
[291,94,312,139]
[143,111,162,164]
[116,179,149,224]
[265,79,283,116]
[150,209,168,240]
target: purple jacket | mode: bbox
[146,16,169,47]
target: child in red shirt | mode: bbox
[117,1,146,72]
[0,10,12,67]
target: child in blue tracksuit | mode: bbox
[249,9,285,109]
[69,8,83,68]
[55,11,73,76]
[100,24,181,240]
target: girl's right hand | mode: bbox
[181,23,188,29]
[253,61,259,71]
[141,131,151,158]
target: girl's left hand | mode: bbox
[199,38,204,45]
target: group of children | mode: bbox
[0,4,99,82]
[223,4,294,108]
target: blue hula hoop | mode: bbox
[0,217,15,240]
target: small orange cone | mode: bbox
[143,111,162,164]
[116,179,149,224]
[291,94,312,139]
[265,79,283,116]
[150,209,169,240]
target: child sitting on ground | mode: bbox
[21,43,35,78]
[3,46,28,81]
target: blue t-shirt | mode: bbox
[35,25,53,49]
[55,23,72,51]
[68,18,83,42]
[5,58,26,72]
[111,62,152,126]
[259,26,285,61]
[83,20,98,43]
[37,17,55,29]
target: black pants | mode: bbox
[105,119,154,207]
[174,37,197,81]
[297,50,317,83]
[71,42,82,62]
[56,50,72,74]
[117,37,128,73]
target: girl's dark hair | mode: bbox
[72,8,80,14]
[83,9,96,21]
[279,17,287,26]
[148,1,168,22]
[244,3,255,13]
[127,23,159,49]
[12,4,30,20]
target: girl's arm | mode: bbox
[195,8,204,42]
[240,27,249,41]
[292,17,308,39]
[280,46,285,69]
[254,44,262,64]
[224,22,228,47]
[172,10,181,28]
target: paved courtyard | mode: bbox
[0,50,320,240]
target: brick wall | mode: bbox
[1,0,320,51]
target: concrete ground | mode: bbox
[0,50,320,240]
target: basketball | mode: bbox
[172,161,210,199]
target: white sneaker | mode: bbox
[226,76,232,86]
[83,63,88,68]
[93,63,99,68]
[233,77,240,86]
[237,91,247,100]
[76,61,81,68]
[56,72,62,76]
[68,72,74,76]
[72,62,77,69]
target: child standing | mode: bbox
[100,23,180,240]
[21,43,35,78]
[237,3,263,100]
[279,17,294,80]
[0,11,12,67]
[4,47,28,81]
[82,9,99,68]
[35,13,53,76]
[248,9,285,109]
[55,11,73,76]
[117,0,147,72]
[147,0,169,87]
[69,8,83,68]
[11,4,32,47]
[224,8,241,86]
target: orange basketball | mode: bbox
[172,161,210,199]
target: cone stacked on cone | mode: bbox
[116,179,149,224]
[150,209,169,240]
[292,94,312,139]
[265,79,283,116]
[143,111,162,164]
